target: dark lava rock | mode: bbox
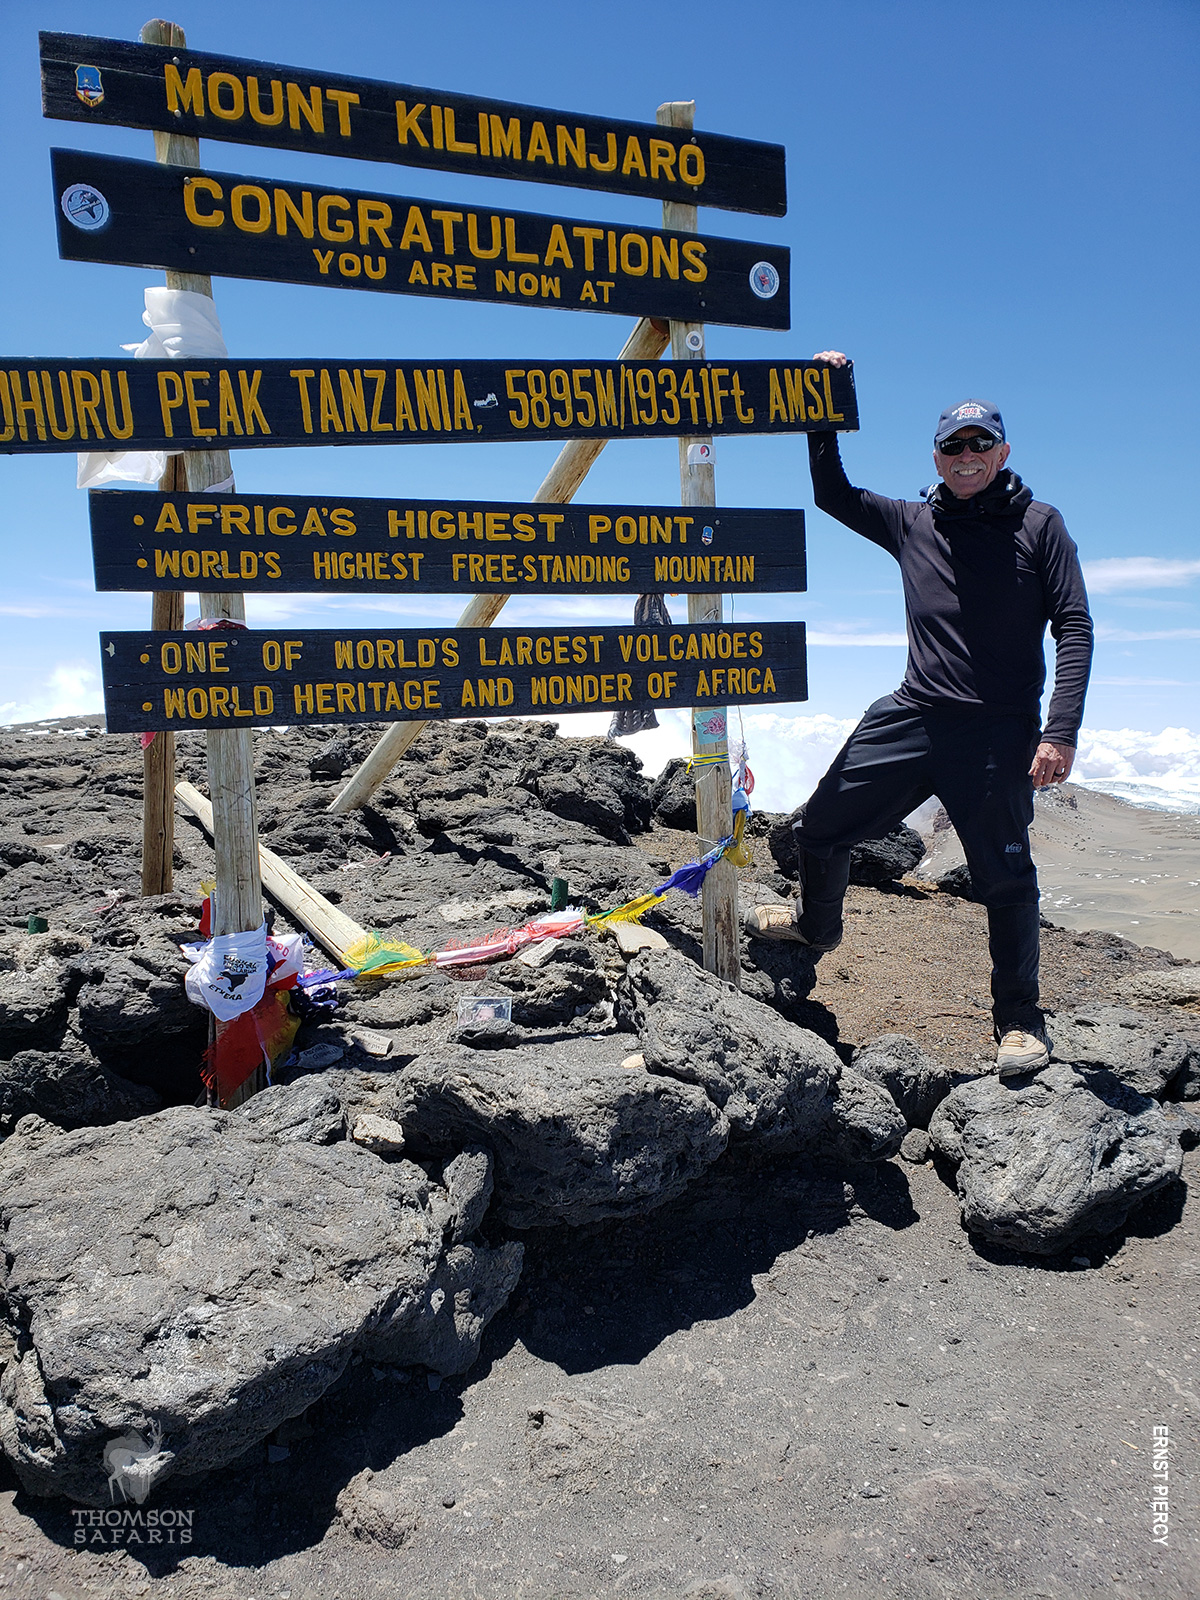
[852,1034,954,1129]
[849,826,926,887]
[650,758,697,832]
[233,1076,347,1144]
[621,949,904,1163]
[766,816,924,888]
[900,1128,931,1163]
[0,1041,158,1137]
[0,958,74,1055]
[68,898,209,1099]
[309,736,355,778]
[929,1065,1182,1255]
[0,1093,522,1505]
[384,1034,729,1229]
[1050,1006,1195,1098]
[937,863,975,900]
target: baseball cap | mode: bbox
[934,399,1005,447]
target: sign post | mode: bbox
[659,99,739,987]
[139,18,189,896]
[140,17,262,1103]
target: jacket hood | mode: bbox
[927,469,1033,518]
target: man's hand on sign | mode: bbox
[1030,740,1075,788]
[812,350,850,366]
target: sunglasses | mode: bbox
[937,434,999,456]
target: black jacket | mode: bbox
[808,433,1094,745]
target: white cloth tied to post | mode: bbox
[77,288,230,488]
[182,926,307,1021]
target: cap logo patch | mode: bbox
[954,403,986,420]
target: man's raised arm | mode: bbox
[807,351,906,558]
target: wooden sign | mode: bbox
[0,358,856,455]
[40,32,787,217]
[51,150,790,331]
[100,622,808,732]
[89,492,806,596]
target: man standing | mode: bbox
[747,356,1094,1077]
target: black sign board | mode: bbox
[52,150,790,331]
[41,32,786,218]
[100,622,808,732]
[89,492,806,596]
[0,358,855,456]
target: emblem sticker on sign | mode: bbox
[59,182,109,230]
[74,64,104,107]
[749,261,780,299]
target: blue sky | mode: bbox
[2,0,1198,752]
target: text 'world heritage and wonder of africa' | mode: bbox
[100,624,809,731]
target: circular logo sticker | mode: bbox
[749,260,780,299]
[61,183,110,231]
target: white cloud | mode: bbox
[1095,626,1200,642]
[1095,677,1200,687]
[807,630,907,647]
[1072,725,1200,814]
[580,713,1200,819]
[1083,557,1200,594]
[0,663,103,726]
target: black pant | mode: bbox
[792,695,1043,1030]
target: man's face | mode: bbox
[933,428,1011,499]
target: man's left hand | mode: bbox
[1030,740,1075,788]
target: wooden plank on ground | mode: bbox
[176,781,366,965]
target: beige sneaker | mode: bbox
[744,904,840,951]
[996,1029,1050,1079]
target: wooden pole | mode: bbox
[141,19,263,1099]
[326,314,670,815]
[137,21,195,896]
[658,99,739,986]
[141,462,184,895]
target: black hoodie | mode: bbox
[807,432,1094,745]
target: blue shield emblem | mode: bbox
[75,66,104,108]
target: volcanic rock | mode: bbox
[382,1034,730,1229]
[852,1034,954,1128]
[1116,967,1200,1009]
[650,758,698,832]
[766,814,924,888]
[1049,1005,1195,1098]
[929,1065,1182,1255]
[336,1466,421,1547]
[0,1039,158,1137]
[0,1093,522,1504]
[621,949,904,1162]
[848,826,926,888]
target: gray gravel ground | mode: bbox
[1,1143,1195,1598]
